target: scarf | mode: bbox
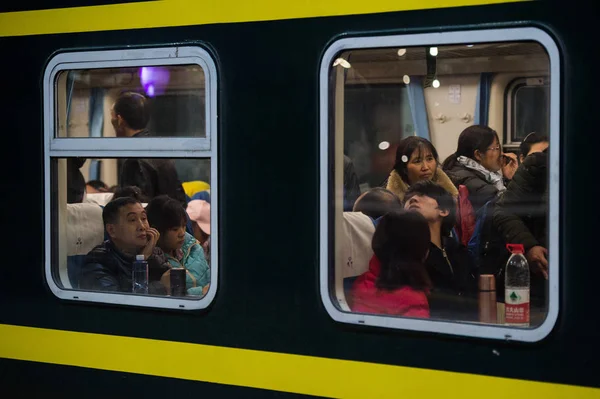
[457,156,506,192]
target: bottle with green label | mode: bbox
[504,244,530,327]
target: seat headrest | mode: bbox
[66,203,105,256]
[84,192,114,206]
[338,212,376,278]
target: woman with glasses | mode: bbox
[442,125,517,213]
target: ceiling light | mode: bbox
[333,58,351,68]
[379,141,390,150]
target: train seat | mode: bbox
[338,212,375,298]
[84,192,114,207]
[65,202,105,288]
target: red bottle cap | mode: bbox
[506,244,525,254]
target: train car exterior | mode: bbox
[0,0,599,397]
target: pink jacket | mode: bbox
[349,255,430,318]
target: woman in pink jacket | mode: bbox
[350,211,431,318]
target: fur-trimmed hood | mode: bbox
[385,168,459,201]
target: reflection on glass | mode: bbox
[56,157,211,299]
[56,65,205,138]
[332,41,550,329]
[513,83,549,141]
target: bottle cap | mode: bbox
[506,243,524,254]
[136,254,145,261]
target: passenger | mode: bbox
[86,180,109,194]
[112,185,149,203]
[442,125,518,213]
[352,187,403,222]
[181,180,210,199]
[190,190,211,203]
[80,197,170,294]
[186,200,211,265]
[344,155,362,211]
[494,148,549,280]
[404,181,477,319]
[111,91,187,207]
[519,132,549,164]
[350,211,431,318]
[67,158,87,204]
[146,195,210,296]
[385,136,458,201]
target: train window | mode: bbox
[44,47,218,309]
[320,28,560,341]
[505,77,550,144]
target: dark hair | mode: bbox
[145,195,188,235]
[86,180,109,192]
[442,125,499,170]
[67,158,86,204]
[112,185,149,203]
[519,132,548,158]
[113,91,150,130]
[405,180,456,237]
[353,188,403,220]
[372,211,431,291]
[393,137,439,184]
[103,196,141,228]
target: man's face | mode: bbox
[404,194,448,223]
[106,203,150,252]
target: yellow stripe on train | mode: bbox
[0,323,596,398]
[0,0,529,37]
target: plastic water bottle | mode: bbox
[504,244,530,327]
[132,254,149,294]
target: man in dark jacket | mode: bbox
[80,197,170,294]
[111,91,188,206]
[404,181,478,320]
[494,149,548,278]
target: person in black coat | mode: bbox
[80,197,170,294]
[111,91,187,207]
[404,180,478,321]
[494,149,548,279]
[67,157,87,204]
[442,125,518,214]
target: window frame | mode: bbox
[504,76,550,145]
[319,27,560,342]
[43,46,218,310]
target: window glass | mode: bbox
[45,47,217,310]
[322,31,558,341]
[55,65,206,138]
[54,157,212,300]
[512,80,549,141]
[344,85,413,190]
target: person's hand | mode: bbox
[202,284,210,296]
[141,227,160,260]
[501,152,518,180]
[526,246,548,280]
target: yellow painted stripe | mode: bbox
[0,324,597,398]
[0,0,530,37]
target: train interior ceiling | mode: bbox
[337,41,549,189]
